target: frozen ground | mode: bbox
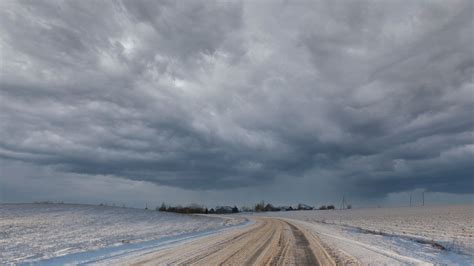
[260,204,474,265]
[0,203,244,264]
[2,203,472,265]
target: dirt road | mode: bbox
[125,217,335,265]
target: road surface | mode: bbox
[124,217,336,265]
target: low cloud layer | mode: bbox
[1,0,473,202]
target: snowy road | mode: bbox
[119,217,336,265]
[115,215,472,265]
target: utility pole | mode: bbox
[422,192,425,206]
[341,195,346,210]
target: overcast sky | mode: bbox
[1,0,473,208]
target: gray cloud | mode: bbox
[0,0,473,202]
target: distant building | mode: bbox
[215,206,233,214]
[297,203,313,210]
[264,204,280,212]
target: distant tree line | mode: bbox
[317,205,336,210]
[251,201,340,212]
[33,201,65,204]
[156,201,352,214]
[157,203,239,214]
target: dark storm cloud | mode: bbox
[0,0,473,197]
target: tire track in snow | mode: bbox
[123,217,335,265]
[282,218,430,265]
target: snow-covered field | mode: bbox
[0,203,244,264]
[2,203,472,265]
[261,204,474,264]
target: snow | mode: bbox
[260,204,474,265]
[0,203,245,264]
[2,203,472,264]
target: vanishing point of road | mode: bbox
[126,217,336,265]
